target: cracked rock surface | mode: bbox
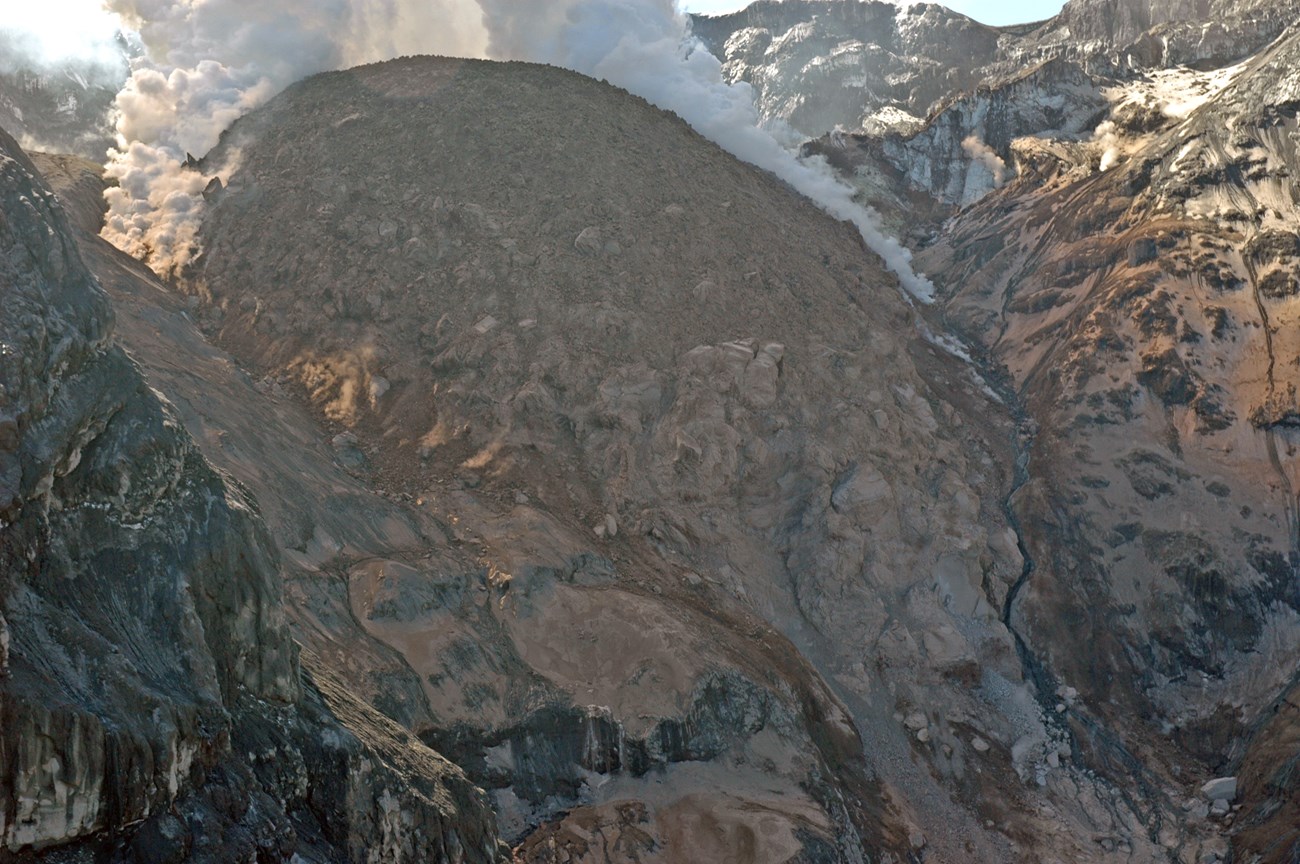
[17,10,1300,857]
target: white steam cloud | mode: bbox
[87,0,933,300]
[0,0,132,155]
[101,0,487,269]
[1093,119,1122,171]
[960,133,1006,188]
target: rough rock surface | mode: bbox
[910,20,1300,864]
[1026,0,1300,73]
[30,84,894,863]
[0,129,503,861]
[817,56,1106,208]
[694,0,1300,137]
[23,8,1300,859]
[711,4,1300,858]
[691,1,1002,137]
[99,55,1185,861]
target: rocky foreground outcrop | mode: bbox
[0,127,503,861]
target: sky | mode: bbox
[680,0,1067,27]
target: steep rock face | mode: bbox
[800,60,1104,226]
[800,56,1103,243]
[0,130,502,862]
[697,0,1300,139]
[879,56,1104,205]
[912,22,1300,863]
[691,0,1000,137]
[154,55,1180,862]
[0,49,121,160]
[0,124,295,853]
[1024,0,1300,72]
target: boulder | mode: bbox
[1200,776,1237,802]
[574,226,603,255]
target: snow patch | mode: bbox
[1094,63,1246,172]
[862,105,924,136]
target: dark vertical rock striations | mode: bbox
[0,126,503,862]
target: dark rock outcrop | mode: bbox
[0,127,502,861]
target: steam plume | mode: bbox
[100,0,487,271]
[93,0,934,301]
[960,133,1007,187]
[0,2,131,156]
[1,0,126,75]
[1094,120,1122,171]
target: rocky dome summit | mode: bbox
[4,1,1300,862]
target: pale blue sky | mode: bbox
[681,0,1066,27]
